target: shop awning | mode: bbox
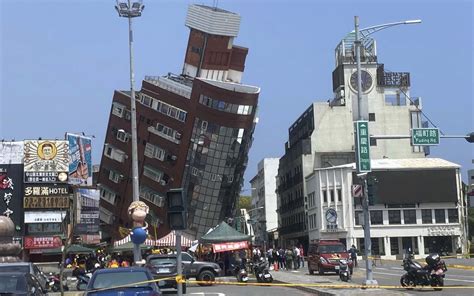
[155,230,194,247]
[199,221,251,244]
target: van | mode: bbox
[307,240,353,275]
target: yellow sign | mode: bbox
[24,196,69,209]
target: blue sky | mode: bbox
[1,0,473,185]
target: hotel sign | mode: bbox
[24,236,62,249]
[24,196,69,209]
[25,185,70,196]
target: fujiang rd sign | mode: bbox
[412,128,440,146]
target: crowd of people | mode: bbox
[266,246,305,270]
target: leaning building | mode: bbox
[98,5,260,240]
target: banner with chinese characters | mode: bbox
[75,189,100,234]
[0,164,25,235]
[23,184,71,209]
[67,134,92,186]
[212,241,249,253]
[24,236,62,249]
[24,211,66,223]
[24,140,69,183]
[0,141,24,164]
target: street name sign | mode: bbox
[411,128,440,145]
[354,121,371,173]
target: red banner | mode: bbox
[212,241,248,253]
[24,236,62,249]
[81,234,101,244]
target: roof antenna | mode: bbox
[213,0,219,10]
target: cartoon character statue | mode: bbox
[127,201,149,245]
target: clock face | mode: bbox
[325,208,337,224]
[350,70,373,92]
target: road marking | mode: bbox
[190,293,226,296]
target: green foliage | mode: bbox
[236,195,252,211]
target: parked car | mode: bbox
[145,254,186,294]
[307,240,353,275]
[81,267,161,296]
[181,252,222,285]
[0,262,49,292]
[0,272,45,295]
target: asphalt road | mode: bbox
[352,260,474,296]
[160,283,313,296]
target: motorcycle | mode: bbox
[338,259,351,282]
[252,259,273,283]
[231,263,248,283]
[75,272,92,291]
[400,253,446,291]
[47,273,68,292]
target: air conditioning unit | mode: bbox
[159,180,167,186]
[170,155,177,161]
[175,133,182,140]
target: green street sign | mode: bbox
[412,128,440,146]
[354,121,371,173]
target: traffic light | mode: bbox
[465,132,474,143]
[166,188,187,230]
[367,176,378,206]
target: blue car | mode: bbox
[82,267,161,296]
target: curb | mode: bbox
[447,264,474,270]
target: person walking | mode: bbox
[299,245,305,268]
[294,246,301,269]
[349,245,358,267]
[285,248,294,271]
[278,247,286,270]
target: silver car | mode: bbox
[0,262,49,292]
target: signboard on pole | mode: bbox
[67,133,92,186]
[354,121,371,173]
[352,184,363,197]
[411,128,440,145]
[24,140,69,183]
[75,188,100,234]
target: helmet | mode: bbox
[425,253,440,265]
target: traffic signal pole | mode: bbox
[354,16,377,286]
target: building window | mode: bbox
[448,209,458,223]
[143,165,164,183]
[100,207,114,224]
[337,188,342,202]
[369,113,376,122]
[388,210,401,224]
[144,143,166,161]
[422,209,432,224]
[322,190,327,203]
[100,186,117,205]
[199,94,253,115]
[370,138,377,146]
[108,170,121,183]
[370,210,383,225]
[404,209,417,224]
[155,123,181,144]
[330,190,334,202]
[139,186,165,207]
[112,102,125,117]
[104,145,126,163]
[140,93,153,107]
[435,209,446,224]
[117,130,130,142]
[355,211,363,225]
[28,223,62,234]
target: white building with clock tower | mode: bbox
[276,33,427,248]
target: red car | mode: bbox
[307,240,353,275]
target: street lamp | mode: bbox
[114,0,145,265]
[353,16,421,286]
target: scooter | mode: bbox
[231,263,248,283]
[47,273,69,292]
[76,272,92,291]
[252,259,273,283]
[400,253,446,291]
[338,259,351,282]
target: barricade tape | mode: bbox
[186,279,474,289]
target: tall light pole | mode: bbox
[115,0,145,264]
[353,16,421,286]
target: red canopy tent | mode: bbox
[155,230,194,248]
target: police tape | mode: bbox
[186,279,474,289]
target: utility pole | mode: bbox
[354,16,377,286]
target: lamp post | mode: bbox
[353,16,421,286]
[115,0,145,264]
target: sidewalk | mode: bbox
[272,269,409,296]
